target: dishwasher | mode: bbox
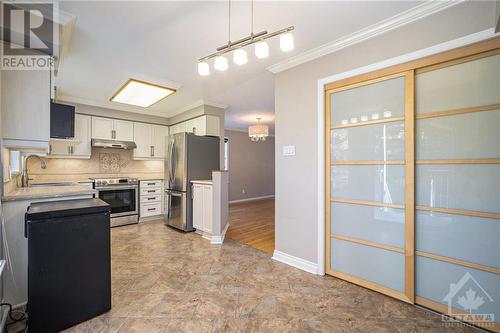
[25,198,111,333]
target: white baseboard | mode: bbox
[229,195,274,204]
[210,223,229,245]
[272,250,319,275]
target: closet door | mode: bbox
[326,72,414,303]
[414,51,500,330]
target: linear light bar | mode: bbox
[110,79,176,108]
[199,26,294,62]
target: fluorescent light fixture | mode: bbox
[255,41,269,59]
[280,32,294,52]
[233,49,248,65]
[198,62,210,76]
[214,56,228,71]
[111,79,175,108]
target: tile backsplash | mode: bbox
[27,148,164,182]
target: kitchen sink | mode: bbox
[29,182,78,187]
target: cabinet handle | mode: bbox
[147,197,155,200]
[68,146,71,154]
[147,190,155,193]
[150,146,154,157]
[112,130,116,139]
[49,144,52,155]
[147,208,156,211]
[71,146,74,154]
[147,182,155,186]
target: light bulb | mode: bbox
[214,56,228,71]
[233,49,248,65]
[280,32,294,52]
[198,62,210,76]
[255,41,269,59]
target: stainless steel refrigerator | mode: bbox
[164,133,220,231]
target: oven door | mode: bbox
[96,186,138,217]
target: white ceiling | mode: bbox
[57,1,423,132]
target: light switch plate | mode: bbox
[283,145,295,156]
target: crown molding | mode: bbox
[267,0,464,74]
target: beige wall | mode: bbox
[225,130,275,202]
[274,1,497,264]
[27,148,163,182]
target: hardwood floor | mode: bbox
[226,198,275,254]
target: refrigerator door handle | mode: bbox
[165,190,182,197]
[170,142,176,185]
[166,191,172,219]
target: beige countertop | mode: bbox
[2,185,97,202]
[191,180,213,185]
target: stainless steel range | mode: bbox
[93,177,139,227]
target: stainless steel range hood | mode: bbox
[91,139,137,150]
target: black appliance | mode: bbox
[93,177,139,227]
[50,101,75,138]
[25,198,111,333]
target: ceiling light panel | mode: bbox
[111,79,175,108]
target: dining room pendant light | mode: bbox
[248,118,269,142]
[197,0,294,75]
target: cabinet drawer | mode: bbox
[140,202,162,217]
[140,188,162,196]
[140,195,161,203]
[140,180,162,188]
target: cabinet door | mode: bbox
[72,114,91,157]
[205,115,220,137]
[1,69,50,142]
[49,141,71,156]
[152,125,169,159]
[192,117,206,136]
[192,184,204,231]
[91,117,113,140]
[184,119,195,134]
[170,122,185,134]
[133,122,152,159]
[114,120,134,141]
[202,185,213,233]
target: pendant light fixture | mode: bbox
[248,118,269,142]
[198,0,294,76]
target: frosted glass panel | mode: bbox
[332,165,405,204]
[416,211,500,268]
[416,109,500,159]
[416,164,500,213]
[331,202,404,247]
[416,256,500,324]
[416,54,500,114]
[331,121,404,161]
[331,238,405,292]
[331,76,405,125]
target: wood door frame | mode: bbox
[322,35,500,330]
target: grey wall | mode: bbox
[225,130,275,202]
[274,1,497,264]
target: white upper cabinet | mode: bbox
[169,116,220,137]
[152,125,169,159]
[48,114,91,159]
[91,117,134,141]
[133,123,169,160]
[1,69,50,148]
[114,119,134,141]
[72,114,92,157]
[91,117,114,140]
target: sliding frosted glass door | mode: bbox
[326,72,414,303]
[414,52,500,329]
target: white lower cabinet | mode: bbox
[139,180,164,220]
[192,182,213,234]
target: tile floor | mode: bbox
[12,220,480,332]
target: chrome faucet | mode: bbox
[20,154,46,187]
